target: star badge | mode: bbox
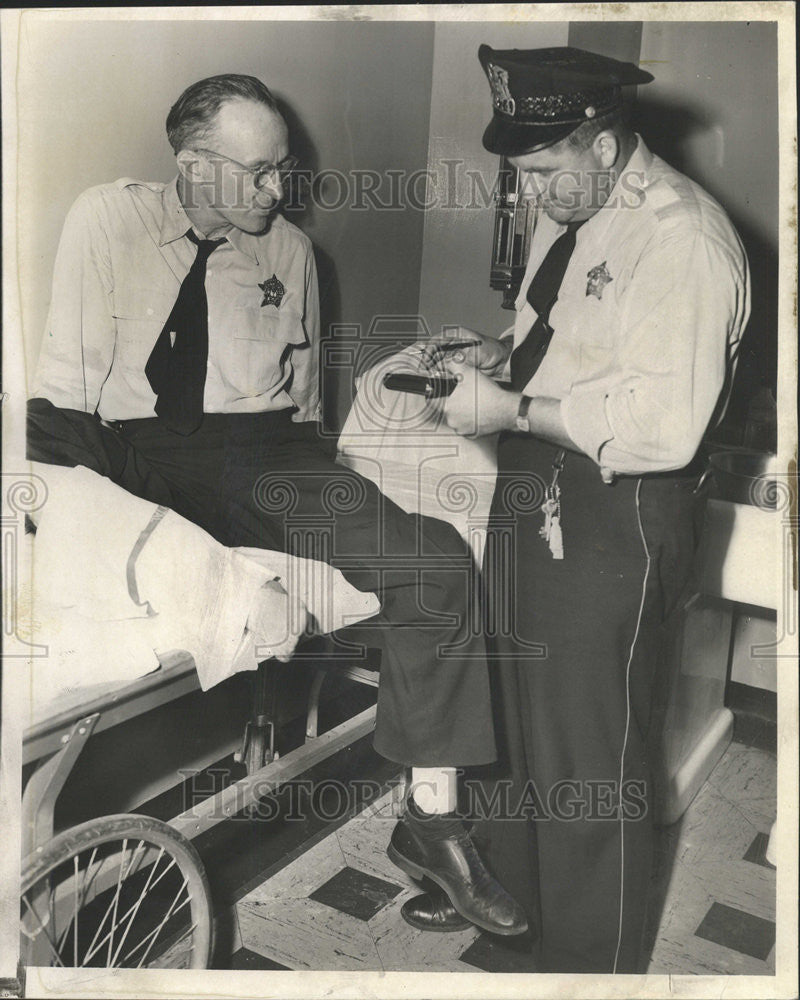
[259,274,285,308]
[586,261,613,300]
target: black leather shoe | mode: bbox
[401,890,473,932]
[387,811,528,936]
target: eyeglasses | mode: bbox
[192,148,299,188]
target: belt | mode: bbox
[107,408,295,435]
[638,449,708,481]
[499,432,708,484]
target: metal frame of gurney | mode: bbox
[21,646,379,969]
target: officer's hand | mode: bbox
[442,362,519,438]
[415,327,511,377]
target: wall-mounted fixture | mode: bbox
[490,157,540,309]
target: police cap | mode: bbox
[478,44,653,155]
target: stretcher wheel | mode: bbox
[246,724,277,775]
[21,814,213,969]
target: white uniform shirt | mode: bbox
[508,137,750,475]
[33,178,321,423]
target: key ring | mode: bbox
[550,448,566,487]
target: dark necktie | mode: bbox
[510,221,584,391]
[145,231,226,435]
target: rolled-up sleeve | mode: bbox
[560,230,749,474]
[288,244,321,422]
[32,190,115,413]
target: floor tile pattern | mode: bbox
[309,865,403,921]
[694,902,775,961]
[235,738,778,975]
[458,932,539,973]
[229,946,290,970]
[645,739,777,975]
[743,831,775,869]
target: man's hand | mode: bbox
[442,363,580,451]
[441,363,519,437]
[416,327,512,378]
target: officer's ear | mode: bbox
[176,148,206,183]
[592,130,620,170]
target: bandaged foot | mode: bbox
[409,766,458,814]
[245,578,309,662]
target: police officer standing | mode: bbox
[404,45,750,973]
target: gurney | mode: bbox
[19,360,496,973]
[19,466,382,971]
[21,651,380,970]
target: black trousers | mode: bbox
[476,433,704,973]
[27,399,495,767]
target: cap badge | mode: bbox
[259,273,285,307]
[487,63,516,117]
[586,261,613,300]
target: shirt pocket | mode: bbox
[550,275,620,390]
[223,305,308,397]
[232,305,307,346]
[572,291,620,386]
[111,287,178,373]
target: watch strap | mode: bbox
[516,394,533,433]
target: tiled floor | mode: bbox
[644,738,776,975]
[232,735,777,974]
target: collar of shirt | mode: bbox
[158,177,261,263]
[579,134,654,249]
[513,134,654,314]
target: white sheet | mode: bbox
[29,466,380,705]
[337,348,498,560]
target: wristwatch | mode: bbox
[515,395,533,433]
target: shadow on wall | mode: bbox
[275,94,317,230]
[634,97,778,447]
[274,95,343,431]
[314,247,343,432]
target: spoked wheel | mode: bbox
[21,814,213,970]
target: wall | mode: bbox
[637,20,780,433]
[568,21,642,64]
[10,16,782,429]
[417,21,569,340]
[417,19,779,437]
[14,15,435,428]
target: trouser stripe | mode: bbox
[613,478,650,973]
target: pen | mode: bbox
[427,339,481,355]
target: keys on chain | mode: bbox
[539,449,566,560]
